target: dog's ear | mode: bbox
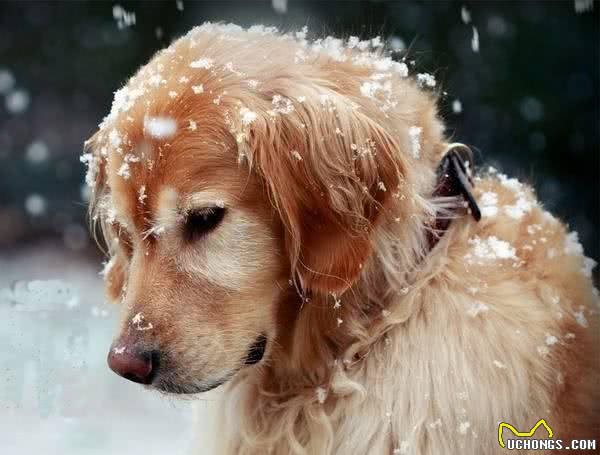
[232,88,407,295]
[83,133,130,303]
[104,248,128,302]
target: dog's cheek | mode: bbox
[180,216,280,290]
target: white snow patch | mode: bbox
[467,302,489,317]
[315,386,328,404]
[131,312,154,331]
[416,73,436,88]
[504,195,534,219]
[582,257,597,278]
[269,95,295,115]
[564,231,584,256]
[192,84,204,94]
[117,162,131,179]
[240,107,258,126]
[465,236,518,264]
[144,116,177,139]
[138,186,147,204]
[493,360,507,369]
[479,191,498,217]
[408,126,422,159]
[574,309,588,328]
[498,174,523,192]
[545,334,558,346]
[190,58,214,69]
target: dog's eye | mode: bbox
[184,206,226,241]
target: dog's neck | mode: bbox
[265,203,437,394]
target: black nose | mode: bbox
[107,345,158,385]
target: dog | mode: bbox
[82,23,599,454]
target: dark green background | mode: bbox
[0,0,597,262]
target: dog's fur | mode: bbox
[84,24,599,454]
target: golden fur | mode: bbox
[84,24,600,454]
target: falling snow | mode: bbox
[25,140,49,164]
[24,194,47,216]
[112,4,136,29]
[5,89,30,113]
[452,99,463,113]
[461,6,472,24]
[471,27,480,53]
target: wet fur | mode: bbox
[85,24,600,455]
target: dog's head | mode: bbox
[84,24,443,394]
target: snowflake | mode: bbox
[416,73,436,88]
[144,116,177,139]
[464,236,518,264]
[240,107,258,125]
[315,386,328,404]
[190,58,214,69]
[479,191,498,217]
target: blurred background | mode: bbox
[0,1,597,453]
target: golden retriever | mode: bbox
[83,23,599,455]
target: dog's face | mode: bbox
[99,126,288,393]
[85,24,440,394]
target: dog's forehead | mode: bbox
[104,129,242,232]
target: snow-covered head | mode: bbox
[83,23,446,394]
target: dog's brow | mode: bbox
[184,191,229,211]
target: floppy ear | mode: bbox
[103,248,128,302]
[82,133,130,303]
[231,87,406,295]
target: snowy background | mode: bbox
[0,1,597,453]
